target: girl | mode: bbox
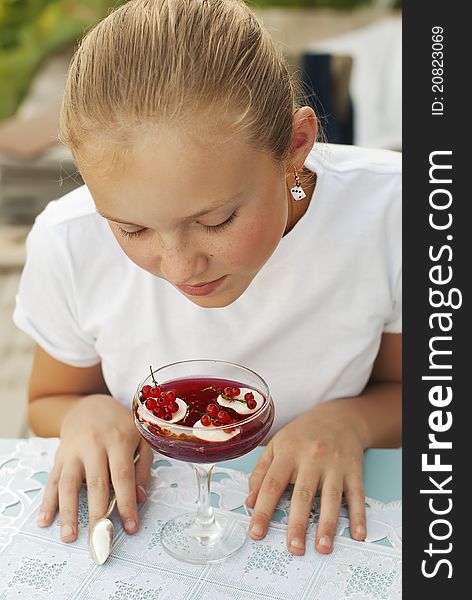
[14,0,401,557]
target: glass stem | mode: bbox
[191,463,221,543]
[194,463,215,525]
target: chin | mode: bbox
[184,291,240,309]
[182,279,252,309]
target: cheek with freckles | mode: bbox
[216,210,285,275]
[227,192,287,273]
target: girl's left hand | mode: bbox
[246,400,367,555]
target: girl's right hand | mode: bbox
[36,394,154,542]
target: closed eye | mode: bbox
[201,211,238,233]
[116,210,238,239]
[117,227,146,239]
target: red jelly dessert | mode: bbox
[133,376,274,463]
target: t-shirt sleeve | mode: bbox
[12,217,101,367]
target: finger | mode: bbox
[58,459,84,542]
[249,457,293,541]
[286,467,320,556]
[37,462,62,527]
[316,476,343,554]
[345,473,367,541]
[134,439,154,504]
[246,443,274,508]
[108,445,140,534]
[83,450,110,531]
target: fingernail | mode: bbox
[37,512,48,525]
[355,525,366,538]
[319,535,331,549]
[137,485,147,503]
[125,519,137,532]
[246,491,254,503]
[61,524,74,538]
[250,522,264,537]
[291,537,305,549]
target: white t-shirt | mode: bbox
[13,143,401,437]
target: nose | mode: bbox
[158,238,209,286]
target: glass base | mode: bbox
[160,512,248,564]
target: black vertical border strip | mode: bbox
[403,1,469,595]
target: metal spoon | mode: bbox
[89,451,141,565]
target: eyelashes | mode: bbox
[201,211,238,233]
[117,228,144,239]
[116,211,238,239]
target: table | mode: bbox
[0,438,402,598]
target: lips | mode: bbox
[176,275,227,297]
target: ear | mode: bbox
[288,107,318,173]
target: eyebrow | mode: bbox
[96,193,242,226]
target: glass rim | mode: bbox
[135,358,272,431]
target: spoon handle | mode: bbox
[104,496,117,519]
[104,451,141,519]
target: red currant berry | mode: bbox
[141,385,153,397]
[157,396,168,406]
[231,387,241,397]
[163,412,173,421]
[150,386,161,396]
[247,398,257,409]
[244,392,254,401]
[167,401,179,413]
[225,419,238,432]
[145,398,158,411]
[217,410,231,423]
[223,386,233,397]
[153,406,166,419]
[166,391,176,402]
[207,403,219,417]
[201,414,212,426]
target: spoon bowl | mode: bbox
[89,511,115,565]
[89,452,140,565]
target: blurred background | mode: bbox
[0,0,402,438]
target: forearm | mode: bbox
[311,382,402,449]
[28,394,100,437]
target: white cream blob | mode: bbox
[192,420,240,442]
[217,388,265,415]
[138,397,188,424]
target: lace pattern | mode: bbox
[0,438,402,599]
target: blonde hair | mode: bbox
[59,0,316,173]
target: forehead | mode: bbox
[77,126,279,223]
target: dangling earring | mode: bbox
[290,167,306,201]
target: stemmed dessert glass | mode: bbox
[132,359,274,564]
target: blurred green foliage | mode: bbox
[0,0,401,121]
[0,0,127,120]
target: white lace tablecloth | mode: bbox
[0,438,402,599]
